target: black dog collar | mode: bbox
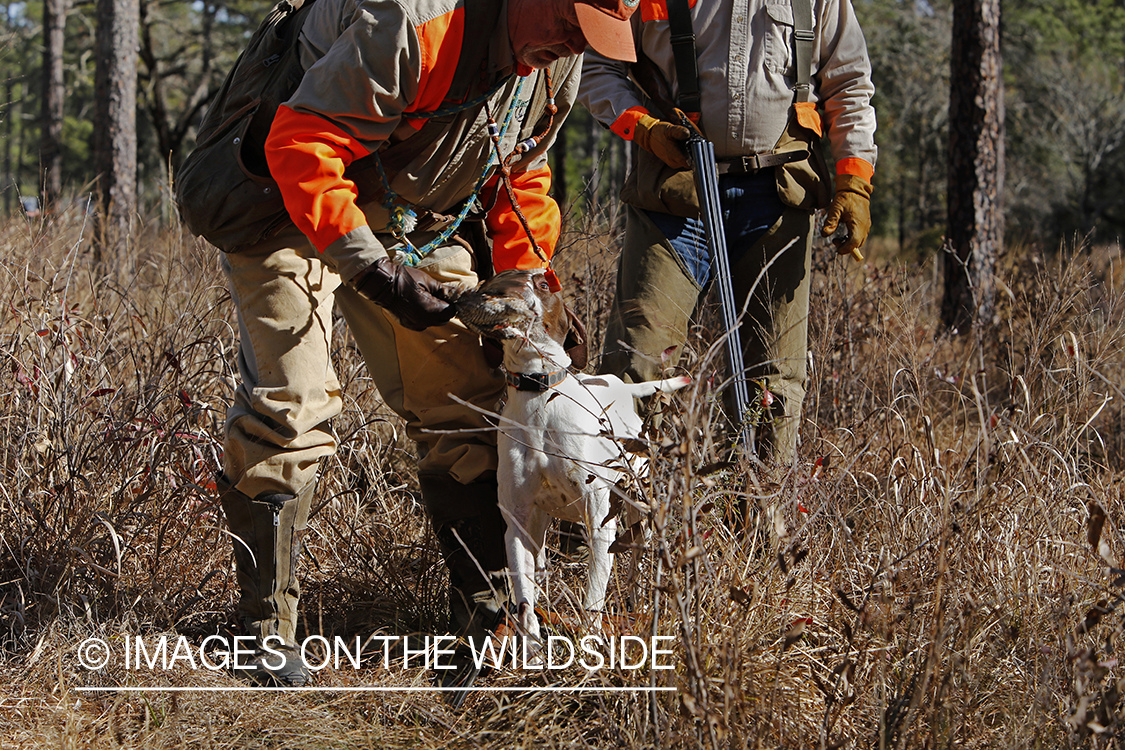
[506,370,567,392]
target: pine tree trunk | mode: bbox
[93,0,140,259]
[16,78,27,204]
[39,0,69,209]
[4,76,12,217]
[943,0,1003,333]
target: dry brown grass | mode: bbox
[2,205,1124,749]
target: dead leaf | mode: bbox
[730,587,751,607]
[836,588,859,612]
[621,438,649,455]
[609,520,646,554]
[601,493,623,526]
[1088,503,1107,553]
[783,619,808,649]
[1077,600,1110,635]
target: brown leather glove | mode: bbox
[351,256,458,331]
[634,114,692,170]
[821,174,873,262]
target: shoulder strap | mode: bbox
[666,0,701,116]
[368,0,507,175]
[791,0,814,102]
[438,0,505,107]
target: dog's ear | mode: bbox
[563,305,588,370]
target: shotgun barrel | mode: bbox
[685,131,756,455]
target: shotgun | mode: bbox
[680,113,756,456]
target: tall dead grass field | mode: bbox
[1,206,1124,749]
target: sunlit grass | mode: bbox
[1,204,1123,748]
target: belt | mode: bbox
[717,148,808,175]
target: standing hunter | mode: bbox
[578,0,876,463]
[181,0,640,686]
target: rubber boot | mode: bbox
[218,475,314,687]
[418,473,509,708]
[418,473,509,639]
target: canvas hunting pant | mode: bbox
[219,227,507,645]
[599,172,814,465]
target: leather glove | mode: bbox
[821,174,873,262]
[351,256,458,331]
[634,114,692,170]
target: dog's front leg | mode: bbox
[504,503,549,644]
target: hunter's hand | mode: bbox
[634,114,692,170]
[352,257,458,331]
[822,174,873,263]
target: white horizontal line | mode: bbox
[75,686,677,693]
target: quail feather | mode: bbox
[455,280,536,339]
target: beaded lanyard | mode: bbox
[372,75,517,266]
[374,71,539,267]
[374,68,557,268]
[483,67,557,267]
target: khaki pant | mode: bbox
[599,204,813,464]
[221,231,502,498]
[219,229,506,641]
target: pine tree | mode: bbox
[93,0,139,255]
[942,0,1003,332]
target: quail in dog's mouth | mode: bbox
[455,289,530,340]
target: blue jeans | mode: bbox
[644,171,785,287]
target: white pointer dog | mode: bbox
[457,269,690,643]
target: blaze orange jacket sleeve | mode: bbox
[610,105,650,141]
[264,9,464,255]
[484,165,561,273]
[265,106,373,253]
[836,157,875,181]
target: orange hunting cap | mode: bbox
[574,0,639,62]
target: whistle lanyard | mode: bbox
[378,67,555,269]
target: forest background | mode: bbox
[1,0,1124,253]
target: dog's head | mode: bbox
[457,269,588,367]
